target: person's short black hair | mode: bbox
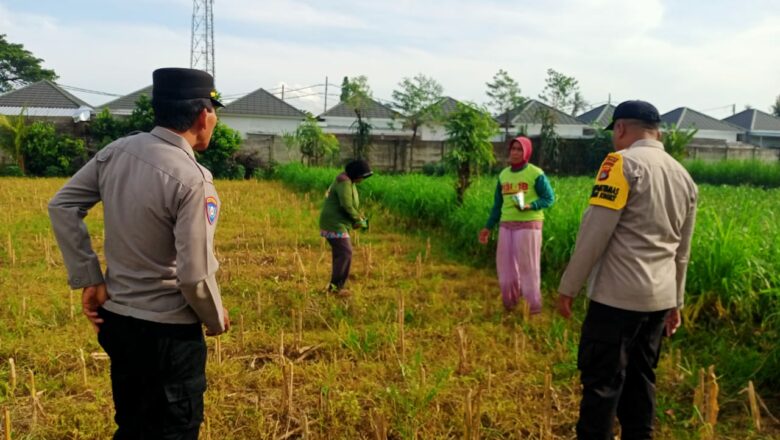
[621,118,660,131]
[152,98,214,131]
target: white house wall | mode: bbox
[219,115,302,138]
[420,124,448,141]
[422,123,587,142]
[320,116,412,137]
[501,124,586,140]
[691,129,739,142]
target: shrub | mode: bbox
[234,150,265,179]
[195,121,242,179]
[0,163,23,176]
[421,161,449,176]
[22,122,86,176]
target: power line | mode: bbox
[283,84,325,94]
[282,91,324,100]
[701,104,735,112]
[57,83,123,97]
[222,83,326,100]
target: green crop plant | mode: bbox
[272,164,780,394]
[685,159,780,188]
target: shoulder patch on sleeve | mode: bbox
[589,153,628,210]
[205,196,219,224]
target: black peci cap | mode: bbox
[605,100,661,130]
[152,67,224,107]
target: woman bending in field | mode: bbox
[318,160,372,297]
[479,136,555,314]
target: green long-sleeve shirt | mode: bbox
[319,174,362,233]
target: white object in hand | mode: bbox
[512,192,525,208]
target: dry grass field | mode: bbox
[0,178,776,439]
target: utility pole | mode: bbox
[190,0,215,79]
[281,84,285,100]
[324,76,329,113]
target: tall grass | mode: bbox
[272,163,780,386]
[685,159,780,188]
[274,163,780,311]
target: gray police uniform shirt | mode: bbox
[558,139,698,312]
[48,126,225,334]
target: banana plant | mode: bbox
[0,107,30,174]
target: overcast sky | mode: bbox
[2,0,779,117]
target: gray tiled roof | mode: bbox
[577,104,616,126]
[101,85,153,111]
[661,107,742,132]
[221,88,306,118]
[495,99,583,127]
[320,97,399,119]
[436,96,461,116]
[723,109,780,132]
[0,80,91,109]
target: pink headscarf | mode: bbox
[509,136,533,167]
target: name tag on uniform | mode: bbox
[205,196,219,224]
[589,153,628,210]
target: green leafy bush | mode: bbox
[22,122,86,176]
[195,121,243,179]
[0,163,23,176]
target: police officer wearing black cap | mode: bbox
[556,100,698,439]
[49,67,229,439]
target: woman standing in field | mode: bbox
[319,159,373,297]
[479,136,555,314]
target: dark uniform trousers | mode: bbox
[327,237,353,290]
[98,308,207,440]
[576,301,670,440]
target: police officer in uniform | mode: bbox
[556,100,698,439]
[49,67,229,439]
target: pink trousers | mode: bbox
[496,224,542,313]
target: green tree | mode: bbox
[772,95,780,117]
[0,34,58,92]
[293,116,340,165]
[340,76,350,102]
[538,68,587,116]
[0,108,30,173]
[444,102,499,205]
[89,94,154,151]
[90,108,126,150]
[195,121,243,179]
[391,74,444,172]
[486,69,526,142]
[587,125,613,170]
[126,94,155,133]
[342,76,373,159]
[22,121,86,176]
[537,108,561,171]
[662,123,698,161]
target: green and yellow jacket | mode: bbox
[485,164,556,228]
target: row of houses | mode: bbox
[2,80,780,168]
